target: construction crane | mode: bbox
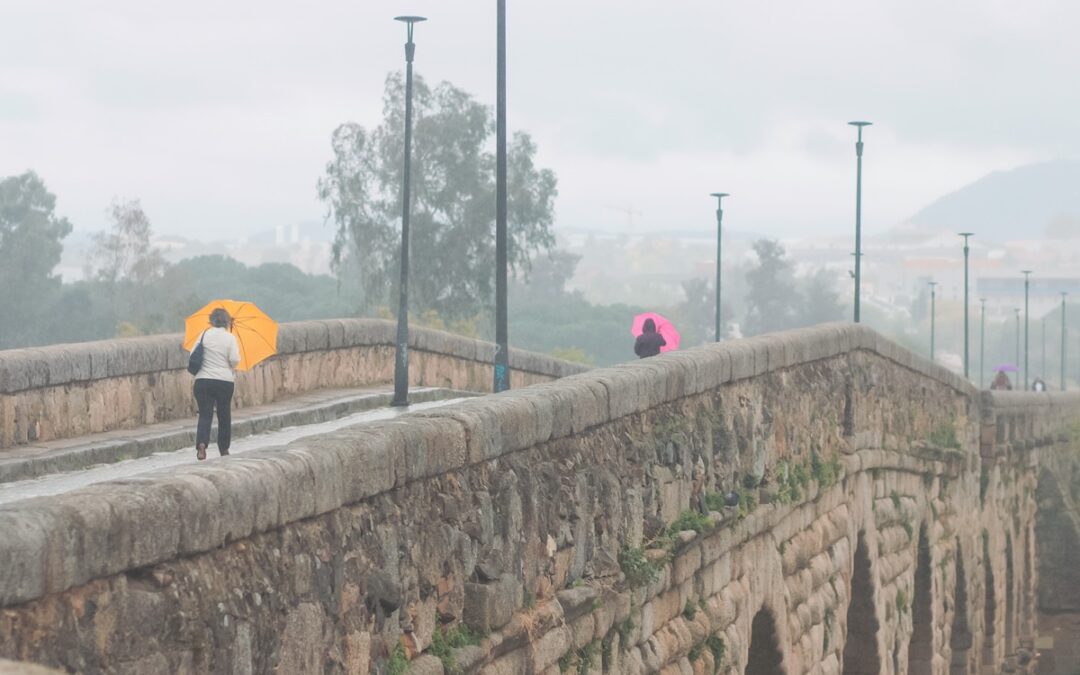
[605,204,643,229]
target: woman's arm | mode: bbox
[228,335,241,369]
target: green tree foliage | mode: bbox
[797,268,846,327]
[743,239,846,337]
[744,239,799,335]
[318,72,558,321]
[0,172,73,348]
[508,251,644,366]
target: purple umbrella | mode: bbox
[994,364,1019,372]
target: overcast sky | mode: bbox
[2,1,1077,241]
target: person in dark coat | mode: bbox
[634,318,666,358]
[990,371,1012,391]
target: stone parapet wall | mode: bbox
[0,323,1061,673]
[0,319,586,448]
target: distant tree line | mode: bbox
[0,172,357,349]
[2,71,849,366]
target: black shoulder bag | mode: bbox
[187,331,208,375]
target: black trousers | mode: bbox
[194,378,235,454]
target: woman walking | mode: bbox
[191,308,241,460]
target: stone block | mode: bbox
[596,367,653,421]
[558,375,610,434]
[317,428,398,502]
[726,342,754,381]
[99,477,184,570]
[0,659,66,674]
[463,574,521,634]
[397,417,469,484]
[250,452,317,529]
[0,509,48,605]
[405,654,444,675]
[0,352,31,393]
[156,472,224,554]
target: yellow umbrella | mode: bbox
[183,299,278,372]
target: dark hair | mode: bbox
[209,308,231,328]
[643,318,656,333]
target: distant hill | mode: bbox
[894,159,1080,241]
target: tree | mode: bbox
[743,239,799,336]
[89,199,166,285]
[318,72,558,321]
[0,171,72,348]
[796,269,846,327]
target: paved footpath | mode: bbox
[0,386,466,496]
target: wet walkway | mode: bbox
[0,388,466,506]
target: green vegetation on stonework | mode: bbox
[619,547,662,588]
[601,632,614,671]
[980,468,991,506]
[929,422,961,449]
[670,509,714,534]
[431,625,480,671]
[704,491,728,512]
[774,453,839,505]
[683,600,697,620]
[617,617,635,646]
[652,415,693,447]
[707,635,727,666]
[810,451,842,488]
[890,490,902,510]
[689,642,704,661]
[901,521,914,541]
[386,644,408,675]
[559,641,598,675]
[896,589,909,614]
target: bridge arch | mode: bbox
[982,532,997,663]
[1005,532,1015,655]
[949,540,973,675]
[908,525,934,674]
[746,607,786,675]
[842,531,881,674]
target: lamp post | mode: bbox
[1042,316,1047,382]
[1062,292,1068,390]
[1022,270,1032,390]
[849,121,871,323]
[929,280,938,361]
[980,298,987,388]
[960,233,974,378]
[391,15,427,407]
[492,0,510,393]
[710,193,729,342]
[1015,308,1021,377]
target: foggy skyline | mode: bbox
[2,1,1076,241]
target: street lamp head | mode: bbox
[848,121,872,127]
[959,232,975,238]
[710,193,729,199]
[395,15,427,41]
[1022,270,1033,276]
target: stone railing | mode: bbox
[0,323,1071,674]
[0,319,587,448]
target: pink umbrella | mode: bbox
[631,312,681,353]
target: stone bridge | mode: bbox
[0,323,1078,674]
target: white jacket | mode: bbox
[192,327,241,382]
